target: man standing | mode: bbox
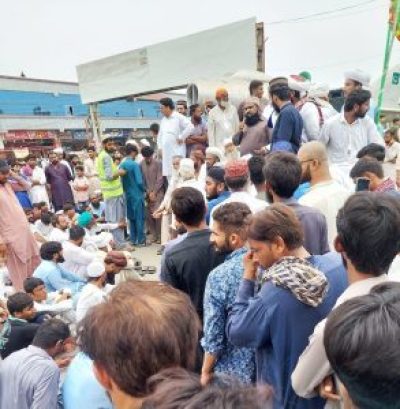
[237,79,265,122]
[0,160,40,290]
[176,100,188,116]
[21,154,49,206]
[319,89,382,176]
[119,144,146,246]
[45,152,74,211]
[96,136,127,250]
[158,97,191,181]
[207,88,239,149]
[0,319,72,409]
[202,202,255,385]
[205,167,230,225]
[233,97,269,156]
[183,104,208,157]
[84,146,100,195]
[141,146,164,244]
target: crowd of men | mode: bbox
[1,68,400,409]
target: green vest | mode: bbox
[97,150,123,199]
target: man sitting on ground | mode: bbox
[48,214,69,243]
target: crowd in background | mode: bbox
[1,69,400,409]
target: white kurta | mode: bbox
[207,104,239,149]
[48,228,69,243]
[75,283,107,322]
[158,111,191,177]
[29,167,49,205]
[61,240,96,279]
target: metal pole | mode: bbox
[89,103,101,148]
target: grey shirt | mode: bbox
[0,345,60,409]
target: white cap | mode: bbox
[87,261,105,278]
[309,83,330,99]
[288,75,311,93]
[140,138,150,147]
[53,147,63,154]
[344,69,371,87]
[205,147,223,162]
[178,158,195,179]
[126,139,139,147]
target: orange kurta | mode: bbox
[0,183,40,290]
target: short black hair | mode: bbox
[32,203,41,210]
[75,165,84,172]
[249,79,263,95]
[63,202,75,212]
[51,213,64,227]
[159,97,175,110]
[356,143,385,162]
[7,292,34,315]
[248,156,266,186]
[32,318,71,350]
[141,146,154,158]
[24,277,45,294]
[225,175,248,191]
[40,241,62,261]
[126,144,139,155]
[176,100,187,109]
[336,192,400,276]
[171,187,206,226]
[350,158,384,179]
[324,282,400,409]
[69,225,85,241]
[344,89,371,112]
[269,84,290,101]
[40,212,53,225]
[38,201,48,208]
[189,104,200,116]
[263,152,301,198]
[149,123,159,134]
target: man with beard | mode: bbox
[33,241,85,295]
[96,136,128,250]
[205,167,230,225]
[48,214,69,243]
[183,104,208,157]
[318,89,382,177]
[233,97,269,156]
[298,142,350,249]
[0,160,40,290]
[89,192,106,221]
[45,152,74,211]
[201,202,255,385]
[84,146,100,196]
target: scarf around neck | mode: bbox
[261,256,329,307]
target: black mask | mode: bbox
[91,201,100,209]
[245,113,260,126]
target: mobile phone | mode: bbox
[355,177,370,192]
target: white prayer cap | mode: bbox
[344,69,371,87]
[178,158,195,179]
[140,138,150,147]
[223,138,233,147]
[288,75,311,93]
[309,83,330,99]
[126,139,139,147]
[53,147,64,154]
[87,261,106,278]
[205,147,224,162]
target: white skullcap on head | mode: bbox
[53,147,63,154]
[288,75,311,93]
[126,139,139,147]
[87,261,105,278]
[344,69,371,87]
[223,138,233,147]
[178,158,195,179]
[205,147,223,162]
[309,83,330,98]
[140,138,150,147]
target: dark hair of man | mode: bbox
[51,213,63,228]
[27,154,37,161]
[344,89,371,112]
[149,123,160,134]
[171,187,206,226]
[126,144,139,155]
[324,282,400,409]
[69,225,85,241]
[269,84,290,101]
[176,100,187,109]
[336,192,400,276]
[141,146,155,158]
[190,103,200,116]
[143,367,272,409]
[213,202,251,240]
[78,280,200,398]
[23,277,45,294]
[40,211,53,225]
[32,203,41,210]
[32,318,70,350]
[40,241,62,261]
[248,204,304,249]
[263,151,301,198]
[159,97,175,110]
[63,202,75,212]
[350,158,384,179]
[75,164,84,172]
[356,143,385,162]
[249,79,263,95]
[248,156,266,186]
[225,175,248,191]
[7,292,34,315]
[386,127,399,141]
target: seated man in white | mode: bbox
[48,214,69,243]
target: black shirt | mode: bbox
[0,318,40,359]
[163,229,226,321]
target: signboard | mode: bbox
[4,130,58,141]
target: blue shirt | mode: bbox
[62,352,112,409]
[271,102,303,154]
[293,183,311,200]
[33,260,85,294]
[201,247,255,384]
[227,252,347,409]
[206,191,231,224]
